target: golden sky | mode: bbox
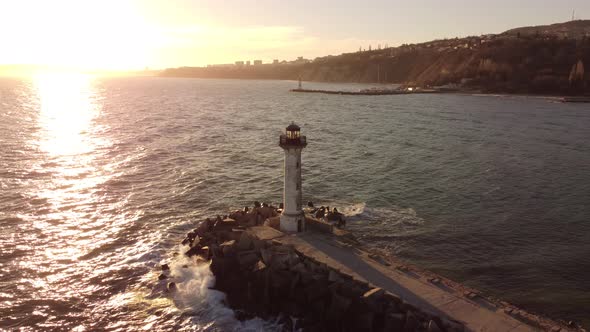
[0,0,372,71]
[1,0,588,72]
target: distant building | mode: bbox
[246,61,251,66]
[253,60,263,65]
[273,59,279,65]
[235,61,244,66]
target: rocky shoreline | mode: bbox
[159,203,585,332]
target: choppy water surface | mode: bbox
[1,76,589,330]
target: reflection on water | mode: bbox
[34,73,100,156]
[29,73,109,261]
[3,74,167,330]
[3,73,124,329]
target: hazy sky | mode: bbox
[0,0,588,70]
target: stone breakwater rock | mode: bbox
[175,212,465,332]
[163,207,582,332]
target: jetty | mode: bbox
[561,96,590,103]
[160,123,585,331]
[290,87,445,96]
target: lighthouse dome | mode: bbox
[286,123,300,131]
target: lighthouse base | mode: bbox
[280,211,305,233]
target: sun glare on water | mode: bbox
[30,71,111,228]
[34,72,100,156]
[31,71,108,211]
[13,72,115,298]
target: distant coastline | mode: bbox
[161,20,590,97]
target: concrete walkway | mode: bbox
[249,226,570,332]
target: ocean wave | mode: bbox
[162,246,284,331]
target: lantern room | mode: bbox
[286,123,301,140]
[280,122,307,147]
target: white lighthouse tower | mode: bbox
[279,123,307,232]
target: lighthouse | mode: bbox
[279,123,307,232]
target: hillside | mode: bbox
[504,20,590,39]
[161,21,590,95]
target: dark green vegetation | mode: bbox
[162,21,590,95]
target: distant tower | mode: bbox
[279,123,307,232]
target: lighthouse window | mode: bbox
[287,130,300,140]
[296,183,300,190]
[296,161,299,168]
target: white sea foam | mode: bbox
[339,202,367,218]
[167,245,283,331]
[321,201,424,226]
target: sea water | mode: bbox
[1,75,589,330]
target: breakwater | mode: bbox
[159,204,583,332]
[290,88,443,96]
[176,217,458,331]
[561,96,590,103]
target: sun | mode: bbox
[0,0,154,71]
